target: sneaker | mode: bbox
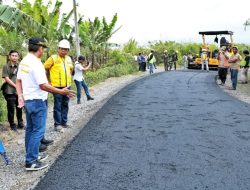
[55,125,63,132]
[61,124,71,128]
[25,161,48,171]
[87,96,94,101]
[38,154,48,162]
[77,100,81,104]
[39,144,47,153]
[41,138,54,146]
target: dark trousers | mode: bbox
[218,67,228,84]
[4,94,23,127]
[53,89,70,126]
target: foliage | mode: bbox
[85,61,137,87]
[79,13,121,65]
[0,4,46,36]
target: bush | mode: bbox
[85,62,138,87]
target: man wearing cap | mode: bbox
[73,55,94,104]
[16,37,74,171]
[44,39,73,132]
[201,49,209,71]
[228,46,242,90]
[218,46,230,85]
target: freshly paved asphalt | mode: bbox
[35,71,250,190]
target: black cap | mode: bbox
[28,37,47,48]
[78,55,86,61]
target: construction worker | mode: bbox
[182,54,188,69]
[147,50,156,75]
[239,50,250,84]
[201,49,209,71]
[163,50,169,71]
[228,46,242,90]
[44,39,74,132]
[218,46,230,85]
[172,50,178,70]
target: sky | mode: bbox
[4,0,250,45]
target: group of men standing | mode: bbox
[163,50,178,71]
[217,46,249,90]
[1,37,94,171]
[137,50,157,74]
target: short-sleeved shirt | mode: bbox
[17,53,48,101]
[229,53,242,70]
[2,63,18,94]
[73,62,84,81]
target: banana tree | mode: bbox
[0,4,47,36]
[79,13,121,67]
[15,0,75,56]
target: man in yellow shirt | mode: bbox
[44,40,73,132]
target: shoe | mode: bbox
[77,100,81,104]
[17,122,25,129]
[39,144,47,153]
[10,124,17,131]
[61,124,71,128]
[55,125,63,132]
[38,154,48,162]
[25,160,48,171]
[41,138,53,146]
[87,96,94,101]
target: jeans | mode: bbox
[74,80,90,103]
[25,99,47,164]
[53,88,70,126]
[201,60,209,71]
[4,94,23,127]
[148,64,154,75]
[230,69,238,89]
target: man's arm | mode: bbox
[4,77,16,88]
[40,83,75,98]
[16,79,24,108]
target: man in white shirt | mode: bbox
[73,55,94,104]
[16,37,74,171]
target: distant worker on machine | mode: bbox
[201,49,209,71]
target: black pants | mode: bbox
[4,94,23,127]
[218,68,228,84]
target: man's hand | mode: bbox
[62,87,75,98]
[18,95,24,108]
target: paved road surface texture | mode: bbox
[35,71,250,190]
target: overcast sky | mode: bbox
[5,0,250,45]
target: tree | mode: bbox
[79,13,121,67]
[244,19,250,30]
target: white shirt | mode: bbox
[73,62,84,81]
[17,53,48,101]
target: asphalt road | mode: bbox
[35,71,250,190]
